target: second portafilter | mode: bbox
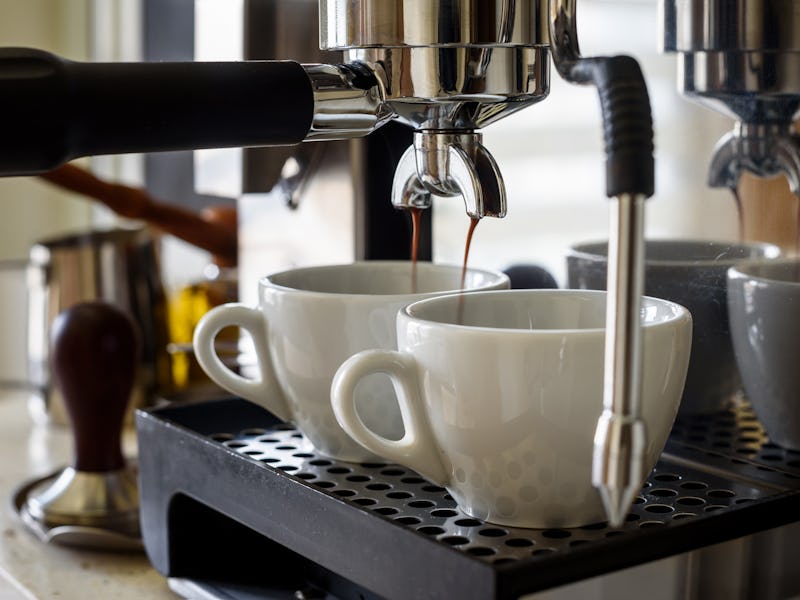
[661,0,800,196]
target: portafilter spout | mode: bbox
[708,123,800,195]
[661,0,800,196]
[391,132,507,219]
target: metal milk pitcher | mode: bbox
[26,227,170,425]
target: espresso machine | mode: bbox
[661,0,800,196]
[0,0,655,528]
[3,1,800,599]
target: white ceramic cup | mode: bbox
[332,289,692,528]
[728,259,800,450]
[193,261,509,462]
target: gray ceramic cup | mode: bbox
[728,259,800,450]
[567,240,781,414]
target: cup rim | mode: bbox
[260,260,509,298]
[728,257,800,287]
[568,238,781,267]
[402,289,691,335]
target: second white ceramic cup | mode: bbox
[193,261,509,462]
[728,258,800,450]
[332,289,692,528]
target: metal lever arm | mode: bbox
[0,48,317,176]
[550,0,655,526]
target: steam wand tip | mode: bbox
[592,411,647,527]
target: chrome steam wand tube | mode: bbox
[550,0,655,526]
[596,193,647,526]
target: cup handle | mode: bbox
[332,350,449,485]
[193,303,291,422]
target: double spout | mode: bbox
[391,132,507,219]
[0,0,657,528]
[708,122,800,196]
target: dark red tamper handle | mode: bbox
[50,301,141,473]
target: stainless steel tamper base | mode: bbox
[16,466,142,551]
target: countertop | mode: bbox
[0,389,177,599]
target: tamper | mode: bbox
[17,301,143,550]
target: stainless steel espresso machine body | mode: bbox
[0,0,656,525]
[4,1,800,599]
[319,0,550,218]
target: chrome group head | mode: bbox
[661,0,800,194]
[318,0,550,218]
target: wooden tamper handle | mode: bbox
[51,301,141,472]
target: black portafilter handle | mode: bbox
[50,301,141,473]
[0,48,315,176]
[568,55,655,198]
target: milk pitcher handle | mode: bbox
[332,350,448,485]
[193,303,291,422]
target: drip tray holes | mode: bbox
[676,497,705,507]
[505,538,535,548]
[644,504,674,515]
[201,407,786,565]
[442,536,470,546]
[467,546,497,557]
[648,488,678,498]
[707,489,736,499]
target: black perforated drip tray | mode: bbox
[666,400,800,488]
[206,423,776,555]
[136,397,800,600]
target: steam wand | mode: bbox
[550,0,655,526]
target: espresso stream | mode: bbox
[408,209,480,323]
[731,187,745,243]
[409,207,423,293]
[458,217,481,323]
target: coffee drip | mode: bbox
[406,205,481,322]
[408,207,423,294]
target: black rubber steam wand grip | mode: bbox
[558,53,654,526]
[567,55,655,198]
[0,48,315,176]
